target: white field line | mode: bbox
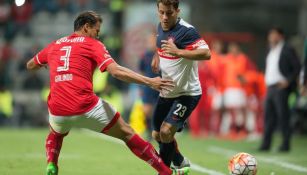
[84,130,226,175]
[190,163,226,175]
[208,146,307,174]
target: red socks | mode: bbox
[126,134,172,175]
[45,130,67,165]
[46,132,172,174]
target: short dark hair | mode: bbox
[270,27,284,36]
[74,11,102,31]
[157,0,179,9]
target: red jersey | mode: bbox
[34,33,115,116]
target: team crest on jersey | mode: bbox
[167,36,175,42]
[157,48,179,59]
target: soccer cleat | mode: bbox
[172,167,190,175]
[46,162,58,175]
[173,157,191,169]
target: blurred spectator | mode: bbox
[93,0,109,12]
[259,27,301,152]
[0,0,10,25]
[208,40,226,135]
[102,30,122,62]
[0,0,11,39]
[243,61,266,136]
[0,85,13,125]
[0,40,17,88]
[302,37,307,94]
[110,0,124,29]
[189,40,225,137]
[22,72,44,90]
[72,0,95,12]
[18,43,41,73]
[222,42,249,139]
[56,0,76,13]
[189,59,212,137]
[32,0,58,13]
[138,33,159,140]
[11,0,33,36]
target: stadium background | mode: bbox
[0,0,307,175]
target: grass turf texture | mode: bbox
[1,128,307,175]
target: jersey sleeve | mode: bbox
[92,41,115,72]
[181,28,209,50]
[33,43,53,66]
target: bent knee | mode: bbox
[152,131,161,142]
[160,127,173,143]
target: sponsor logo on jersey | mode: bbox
[167,36,175,42]
[56,37,85,44]
[186,39,207,50]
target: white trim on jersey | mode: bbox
[98,58,113,70]
[197,44,209,50]
[35,54,42,65]
[179,19,194,28]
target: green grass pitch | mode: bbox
[1,128,307,175]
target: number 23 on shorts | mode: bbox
[173,103,187,118]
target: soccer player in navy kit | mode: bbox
[152,0,211,170]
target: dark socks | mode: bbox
[159,141,176,167]
[172,139,184,166]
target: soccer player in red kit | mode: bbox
[26,11,190,175]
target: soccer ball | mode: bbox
[228,152,257,175]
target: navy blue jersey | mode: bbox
[157,18,204,50]
[156,18,208,98]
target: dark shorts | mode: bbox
[141,87,159,104]
[152,95,201,132]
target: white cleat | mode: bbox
[173,157,191,169]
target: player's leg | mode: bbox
[151,97,178,167]
[103,115,174,175]
[159,95,201,167]
[82,99,188,175]
[46,114,72,175]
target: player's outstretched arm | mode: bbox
[107,62,174,92]
[26,58,43,71]
[161,40,211,60]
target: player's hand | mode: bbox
[151,53,160,74]
[161,39,180,57]
[149,76,175,93]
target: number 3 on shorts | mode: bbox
[173,104,187,117]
